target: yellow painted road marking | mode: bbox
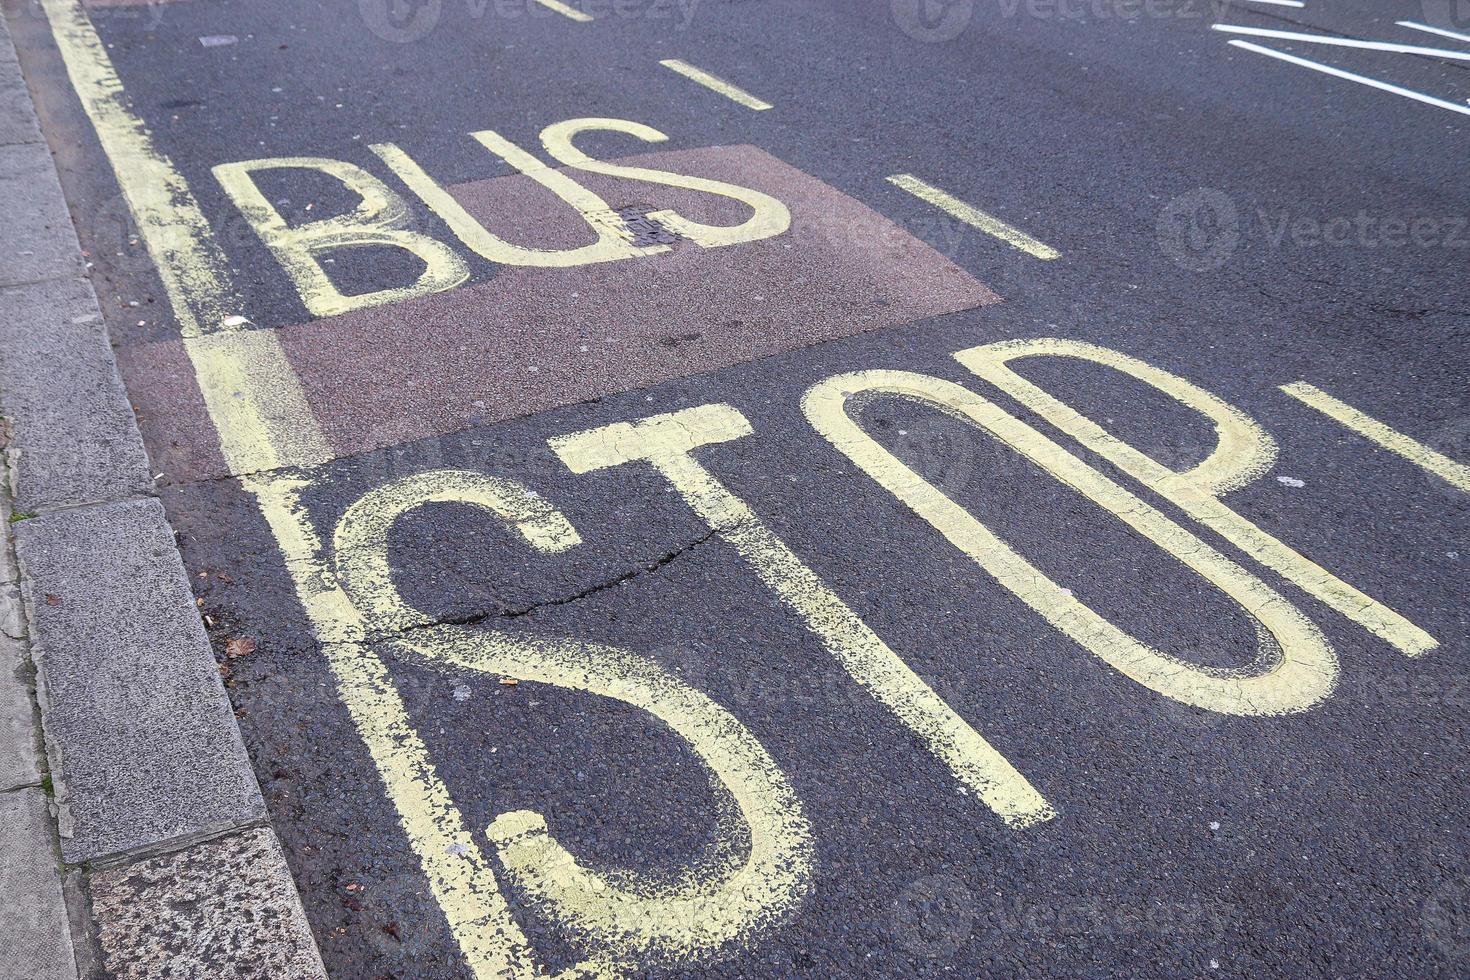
[959,340,1436,657]
[375,131,668,268]
[1281,381,1470,495]
[886,173,1060,260]
[39,0,331,471]
[213,156,470,318]
[659,59,773,110]
[540,118,790,248]
[39,0,240,338]
[803,370,1338,717]
[187,331,332,473]
[532,0,594,21]
[550,404,1057,830]
[244,474,546,979]
[333,470,813,968]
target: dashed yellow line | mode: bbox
[887,173,1059,260]
[659,59,773,111]
[533,0,593,22]
[1281,381,1470,495]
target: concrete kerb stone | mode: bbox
[0,140,84,288]
[0,580,42,792]
[0,55,42,145]
[0,276,156,513]
[89,826,327,979]
[13,497,268,865]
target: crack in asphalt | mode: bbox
[379,525,723,642]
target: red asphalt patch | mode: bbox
[122,145,998,481]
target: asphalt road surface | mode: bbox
[8,0,1470,974]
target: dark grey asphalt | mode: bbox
[8,0,1470,974]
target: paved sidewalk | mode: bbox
[0,6,325,977]
[1,12,81,977]
[1,488,74,980]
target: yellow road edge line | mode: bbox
[532,0,594,22]
[887,173,1060,260]
[39,0,242,338]
[38,1,535,975]
[659,59,773,111]
[39,0,331,473]
[1281,382,1470,494]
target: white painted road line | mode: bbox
[1395,21,1470,46]
[1213,24,1470,63]
[1227,40,1470,118]
[1281,382,1470,495]
[1224,0,1305,8]
[887,174,1059,260]
[531,0,593,22]
[659,59,773,110]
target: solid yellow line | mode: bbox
[887,173,1059,260]
[39,0,332,473]
[39,1,539,974]
[659,59,773,111]
[1281,382,1470,494]
[39,0,241,338]
[186,331,332,473]
[245,475,541,979]
[532,0,594,21]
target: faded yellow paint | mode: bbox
[802,370,1338,716]
[540,118,791,249]
[39,0,240,337]
[886,174,1059,260]
[184,330,332,473]
[956,340,1436,656]
[47,0,806,966]
[372,134,669,268]
[332,469,581,633]
[550,404,1057,829]
[1281,381,1470,496]
[659,59,773,111]
[244,473,544,979]
[332,470,814,968]
[213,156,470,318]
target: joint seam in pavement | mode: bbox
[7,489,161,519]
[68,817,278,872]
